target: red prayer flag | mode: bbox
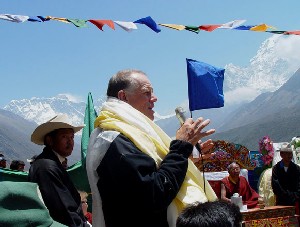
[199,25,222,32]
[284,31,300,35]
[88,19,115,31]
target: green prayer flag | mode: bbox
[67,19,88,28]
[185,25,200,34]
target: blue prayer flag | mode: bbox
[134,16,161,33]
[186,58,225,111]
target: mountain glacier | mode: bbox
[224,35,300,105]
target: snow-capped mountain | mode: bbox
[224,35,300,105]
[4,94,105,129]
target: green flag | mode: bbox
[68,92,97,192]
[81,92,98,161]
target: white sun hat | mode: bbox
[31,114,85,145]
[278,142,293,152]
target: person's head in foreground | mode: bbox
[176,200,242,227]
[10,160,25,171]
[31,114,84,158]
[107,69,157,120]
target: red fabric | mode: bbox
[221,176,259,209]
[88,20,115,31]
[85,212,92,224]
[199,25,221,32]
[284,31,300,35]
[208,180,222,198]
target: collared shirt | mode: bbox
[53,150,67,165]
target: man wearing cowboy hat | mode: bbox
[271,142,300,210]
[28,114,89,227]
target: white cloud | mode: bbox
[57,93,84,103]
[274,36,300,71]
[225,87,260,105]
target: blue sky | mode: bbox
[1,0,300,115]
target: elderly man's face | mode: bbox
[49,128,75,158]
[229,164,240,177]
[123,73,157,120]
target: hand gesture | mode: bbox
[176,117,215,146]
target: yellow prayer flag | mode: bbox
[158,23,185,31]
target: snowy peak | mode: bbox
[224,35,300,105]
[4,94,104,127]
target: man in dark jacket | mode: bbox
[86,69,217,227]
[28,114,90,227]
[272,142,300,211]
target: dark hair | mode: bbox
[106,69,146,98]
[10,160,25,170]
[176,200,242,227]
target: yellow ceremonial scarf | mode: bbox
[95,98,217,224]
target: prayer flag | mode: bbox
[134,16,161,33]
[68,19,88,28]
[46,16,70,23]
[234,25,256,30]
[114,21,137,32]
[0,14,29,23]
[27,16,43,22]
[266,30,286,34]
[185,25,200,34]
[284,31,300,35]
[219,19,246,29]
[159,23,185,30]
[250,24,273,32]
[186,58,225,111]
[199,24,222,32]
[88,19,115,30]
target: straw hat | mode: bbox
[31,114,85,145]
[278,142,293,152]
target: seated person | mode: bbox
[78,190,93,224]
[10,160,25,171]
[272,142,300,210]
[176,200,242,227]
[221,162,260,209]
[0,154,7,168]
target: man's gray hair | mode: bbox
[106,69,146,98]
[227,162,239,171]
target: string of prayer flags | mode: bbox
[2,13,300,36]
